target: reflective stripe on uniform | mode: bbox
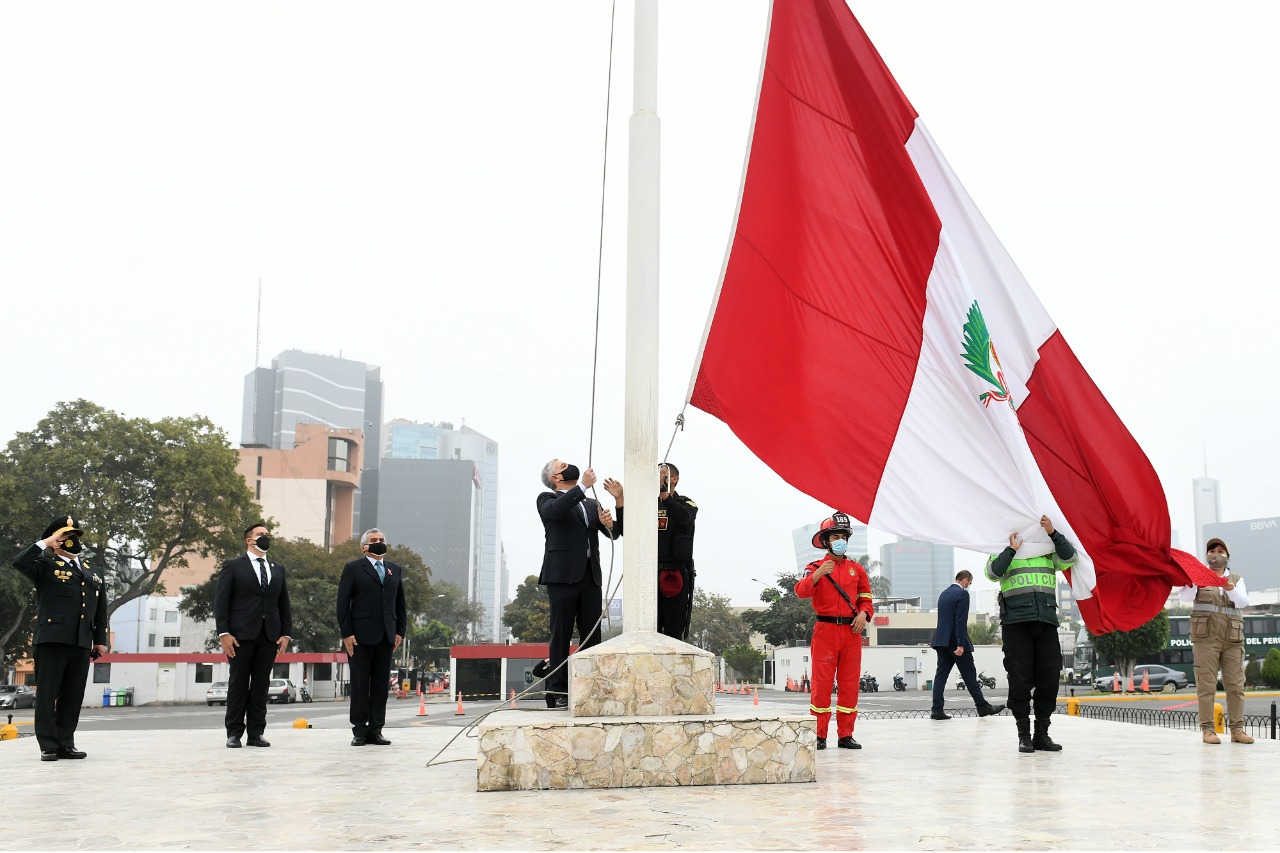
[857,593,873,599]
[1193,602,1242,617]
[810,704,832,714]
[835,705,858,714]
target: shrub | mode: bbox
[1261,649,1280,689]
[1244,657,1261,687]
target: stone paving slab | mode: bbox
[1,710,1275,850]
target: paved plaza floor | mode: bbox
[2,698,1274,850]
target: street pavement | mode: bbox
[1,692,1277,850]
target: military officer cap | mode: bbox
[41,514,84,540]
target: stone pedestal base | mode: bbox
[568,630,715,716]
[477,710,816,791]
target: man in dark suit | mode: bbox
[930,570,1004,720]
[214,521,292,748]
[337,528,407,746]
[10,515,108,761]
[537,459,623,708]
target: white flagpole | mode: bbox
[622,0,659,632]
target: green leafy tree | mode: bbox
[0,400,258,652]
[969,620,1002,645]
[1245,656,1262,687]
[410,619,455,669]
[424,581,487,643]
[1261,649,1280,689]
[723,642,764,681]
[503,575,551,642]
[744,572,816,648]
[1089,609,1170,690]
[688,590,750,655]
[0,468,37,677]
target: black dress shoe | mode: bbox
[226,736,242,748]
[930,711,951,720]
[365,733,392,746]
[837,736,861,749]
[815,737,827,750]
[56,747,87,759]
[978,703,1006,717]
[351,736,366,746]
[553,697,568,709]
[246,736,271,748]
[40,750,58,762]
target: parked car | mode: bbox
[268,679,299,704]
[0,684,36,709]
[206,681,229,706]
[1095,664,1188,692]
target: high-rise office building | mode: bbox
[1193,477,1221,553]
[382,419,507,641]
[790,522,869,573]
[241,349,384,530]
[879,538,954,606]
[376,457,485,637]
[1203,517,1280,592]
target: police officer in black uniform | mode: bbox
[656,463,698,641]
[10,515,109,761]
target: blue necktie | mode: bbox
[375,560,385,584]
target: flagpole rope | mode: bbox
[424,1,622,768]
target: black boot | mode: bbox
[1017,719,1034,754]
[1031,719,1062,752]
[815,737,826,750]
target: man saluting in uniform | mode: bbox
[10,515,108,761]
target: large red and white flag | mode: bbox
[689,0,1216,633]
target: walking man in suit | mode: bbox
[9,515,108,761]
[537,459,623,708]
[215,522,292,748]
[337,528,407,746]
[930,570,1005,720]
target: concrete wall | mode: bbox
[770,644,1007,691]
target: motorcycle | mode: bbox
[957,672,998,690]
[892,673,907,692]
[300,686,313,703]
[859,672,879,693]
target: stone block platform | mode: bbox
[568,631,716,716]
[476,709,816,791]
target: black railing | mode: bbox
[1073,701,1278,740]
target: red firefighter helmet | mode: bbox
[811,512,854,549]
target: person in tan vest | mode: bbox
[1178,537,1253,744]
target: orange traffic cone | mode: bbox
[455,697,465,716]
[1127,674,1135,692]
[417,695,427,717]
[715,682,721,693]
[1141,671,1150,693]
[509,689,517,710]
[1112,672,1120,693]
[753,688,759,706]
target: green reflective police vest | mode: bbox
[984,553,1072,626]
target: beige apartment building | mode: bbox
[238,422,363,549]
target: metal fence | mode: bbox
[857,702,1279,740]
[1073,701,1279,740]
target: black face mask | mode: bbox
[367,541,388,556]
[61,537,83,555]
[254,534,271,551]
[559,463,580,483]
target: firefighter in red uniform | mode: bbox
[796,512,874,750]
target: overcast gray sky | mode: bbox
[4,2,1278,608]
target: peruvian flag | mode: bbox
[688,0,1217,633]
